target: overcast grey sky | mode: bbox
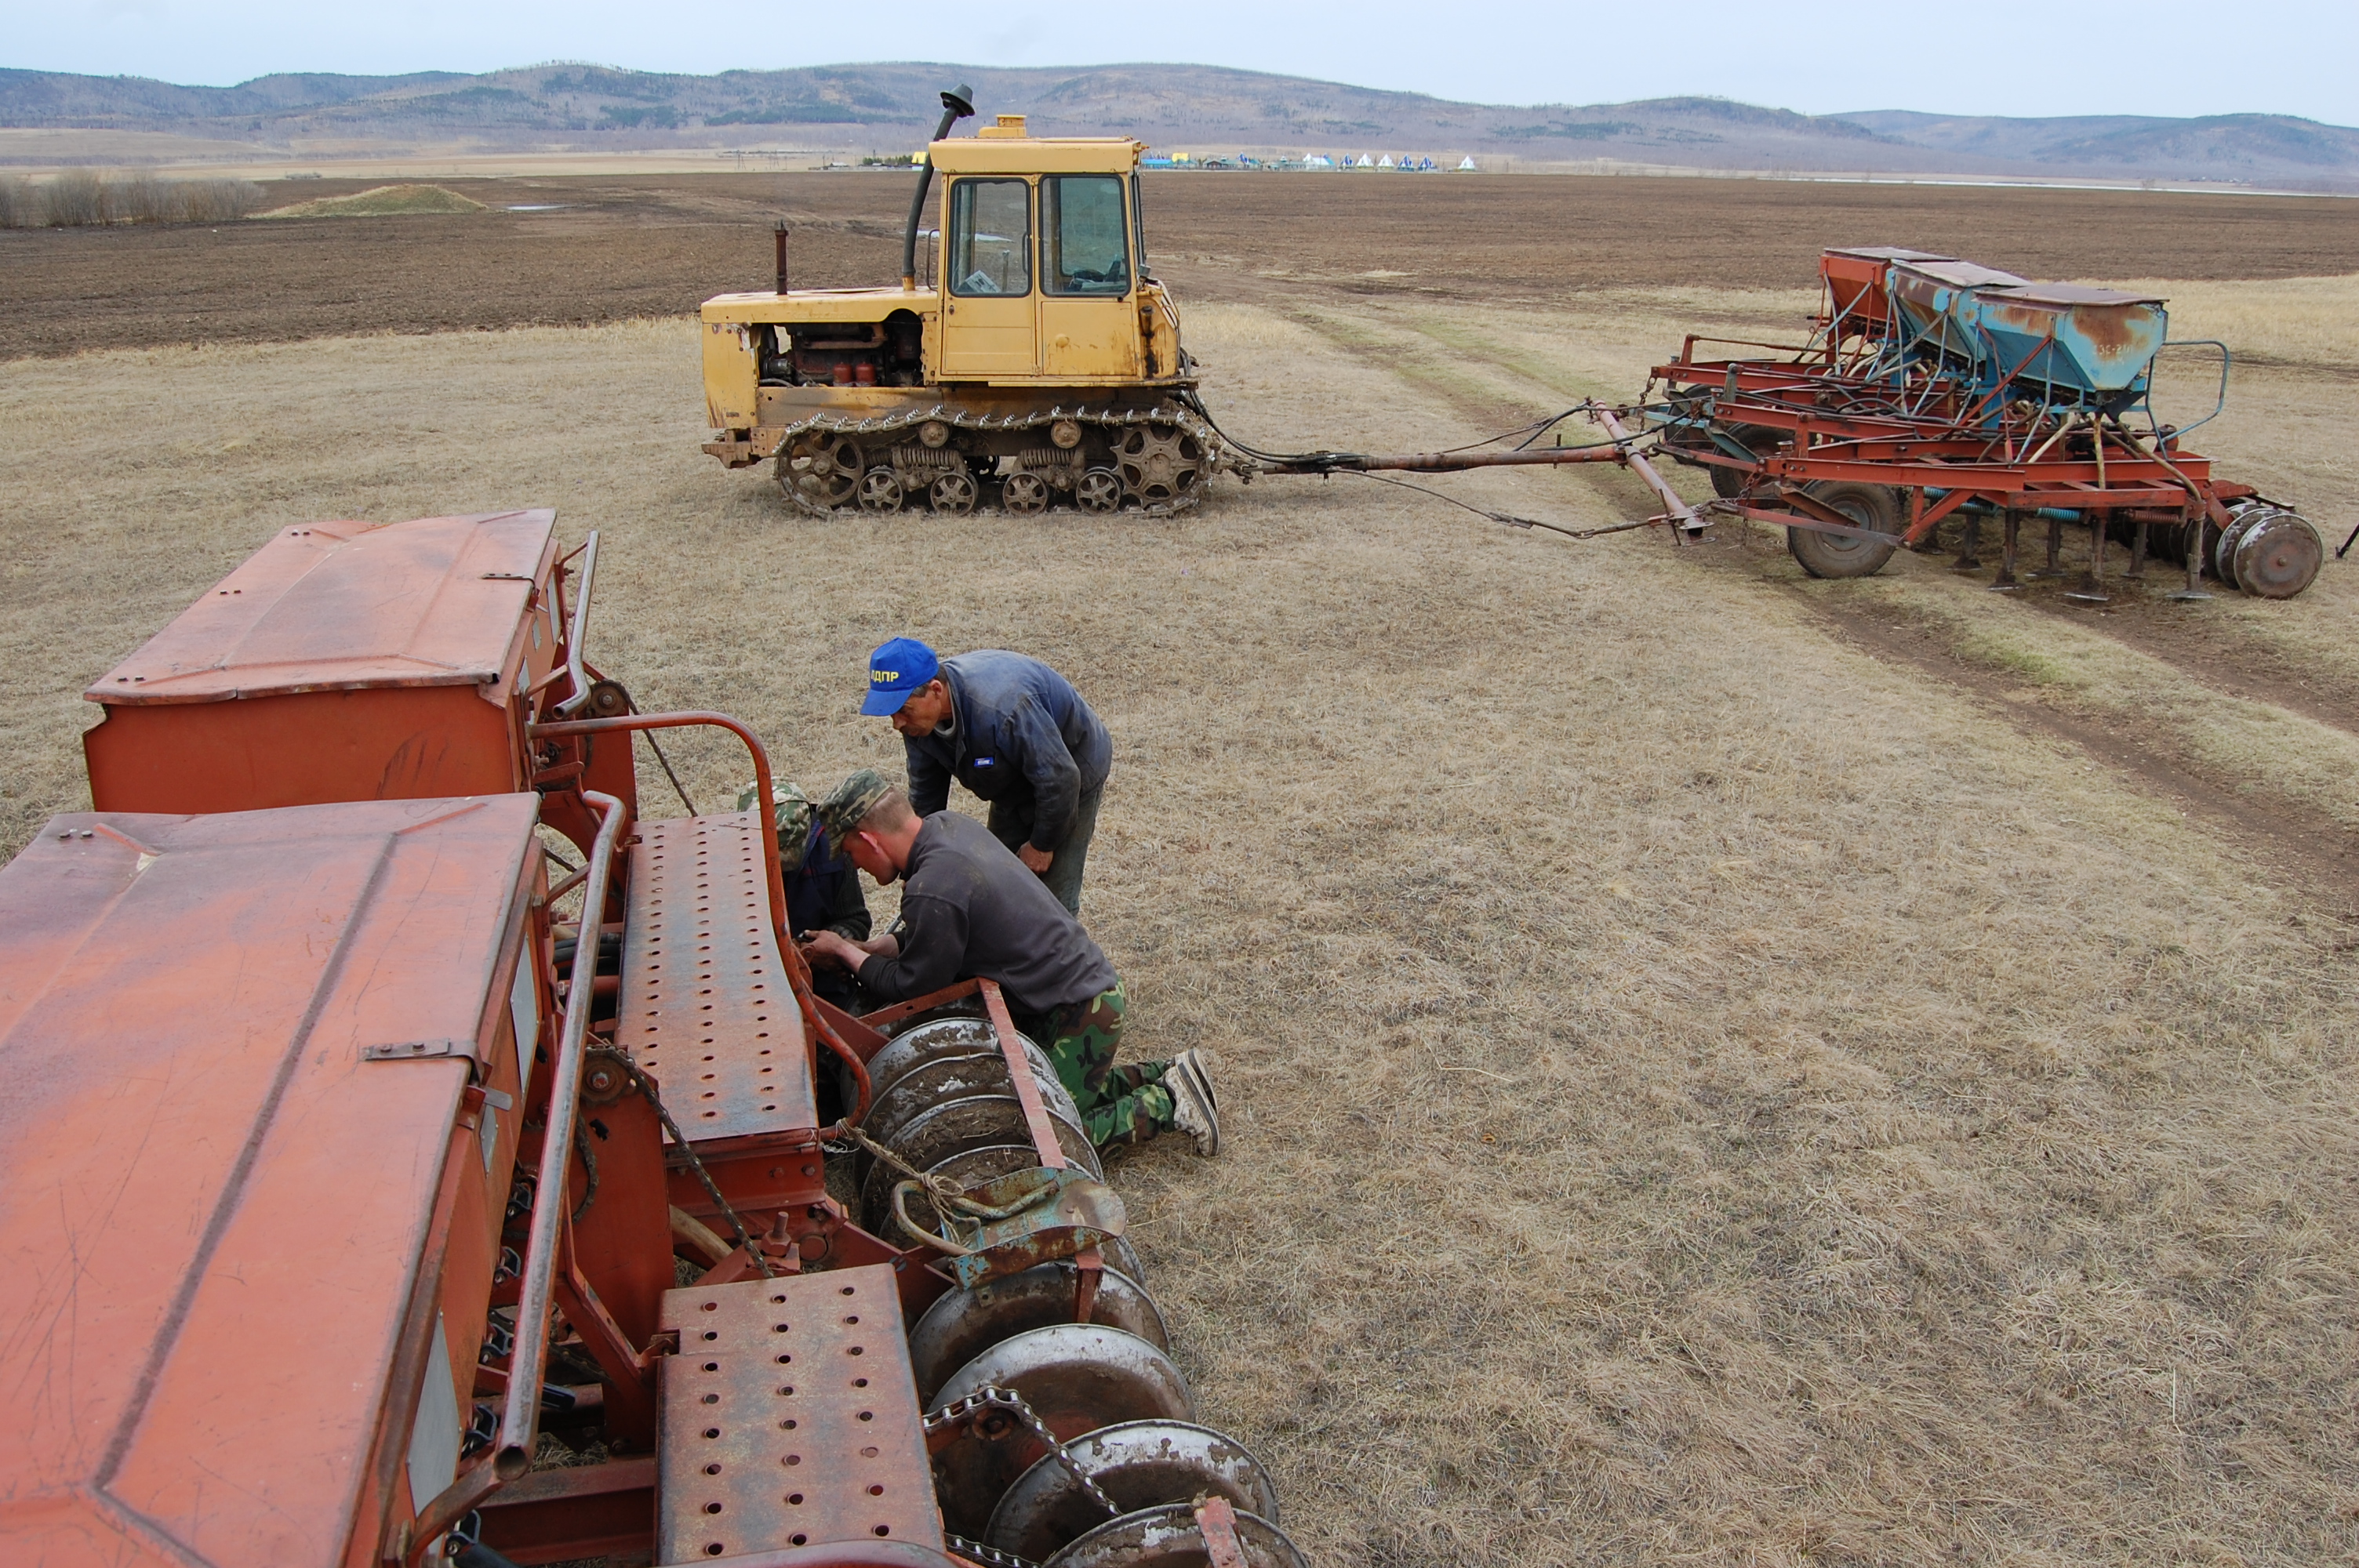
[13,1,2356,125]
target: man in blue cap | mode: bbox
[861,637,1112,916]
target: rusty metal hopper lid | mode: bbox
[0,795,540,1566]
[1823,245,1956,263]
[1891,257,2034,291]
[1995,282,2169,307]
[86,510,557,706]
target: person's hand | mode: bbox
[801,929,860,971]
[1018,843,1054,875]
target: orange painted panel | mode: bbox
[0,796,540,1566]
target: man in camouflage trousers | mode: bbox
[799,769,1218,1153]
[1010,980,1172,1148]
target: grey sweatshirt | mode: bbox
[856,811,1117,1014]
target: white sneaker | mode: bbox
[1161,1050,1220,1156]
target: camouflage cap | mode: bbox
[815,768,895,853]
[736,779,814,848]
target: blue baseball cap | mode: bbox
[862,637,941,716]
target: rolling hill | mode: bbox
[2,61,2354,190]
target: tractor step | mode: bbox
[656,1265,943,1563]
[616,811,817,1142]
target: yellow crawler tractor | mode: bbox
[700,87,1220,517]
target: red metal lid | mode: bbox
[0,794,541,1566]
[86,511,558,706]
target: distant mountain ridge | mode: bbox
[3,61,2354,189]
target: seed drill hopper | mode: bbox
[1648,246,2323,600]
[1,512,1306,1568]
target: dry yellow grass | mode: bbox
[257,181,489,218]
[2,292,2356,1566]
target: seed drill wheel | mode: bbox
[2232,510,2324,599]
[929,1325,1198,1540]
[2214,505,2270,590]
[1004,471,1052,516]
[932,470,980,515]
[1076,468,1124,514]
[857,467,905,514]
[1787,481,1901,579]
[1042,1504,1309,1568]
[870,1016,1008,1097]
[985,1420,1281,1563]
[911,1261,1170,1405]
[860,1047,1077,1164]
[779,432,863,514]
[1114,426,1205,511]
[857,1100,1101,1236]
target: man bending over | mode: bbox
[799,768,1217,1155]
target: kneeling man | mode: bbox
[800,769,1218,1155]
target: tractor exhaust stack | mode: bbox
[903,83,976,289]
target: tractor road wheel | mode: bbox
[1787,481,1901,579]
[1075,468,1123,514]
[932,470,980,516]
[856,467,904,514]
[1003,470,1052,515]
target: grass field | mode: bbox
[3,188,2357,1565]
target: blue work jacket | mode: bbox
[903,651,1111,851]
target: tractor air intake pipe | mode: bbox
[903,83,976,289]
[774,222,789,295]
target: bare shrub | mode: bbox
[107,171,168,225]
[42,168,106,227]
[176,177,266,223]
[13,170,268,228]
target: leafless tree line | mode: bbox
[0,169,268,228]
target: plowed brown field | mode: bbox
[3,169,2355,358]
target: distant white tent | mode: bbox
[1456,155,1478,171]
[1377,154,1395,169]
[1354,154,1374,168]
[1305,154,1333,168]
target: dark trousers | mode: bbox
[987,782,1103,916]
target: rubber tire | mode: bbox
[1787,481,1901,580]
[1708,424,1782,499]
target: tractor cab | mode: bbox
[700,103,1212,517]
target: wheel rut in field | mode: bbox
[2008,586,2359,740]
[1772,569,2359,916]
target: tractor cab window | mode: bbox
[1041,175,1129,296]
[947,179,1031,297]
